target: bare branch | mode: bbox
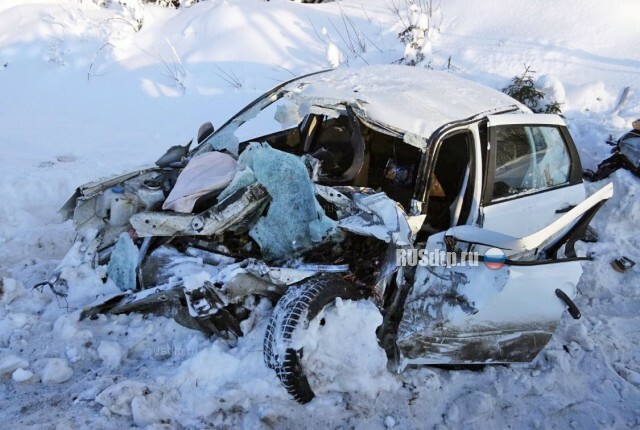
[213,65,243,89]
[87,41,114,81]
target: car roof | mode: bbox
[283,65,528,140]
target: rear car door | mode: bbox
[480,114,586,238]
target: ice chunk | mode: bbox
[98,341,124,369]
[163,151,237,213]
[239,142,338,260]
[564,323,595,352]
[96,380,149,416]
[385,416,396,428]
[12,368,34,383]
[107,233,139,291]
[451,391,495,423]
[131,390,176,428]
[0,355,29,375]
[53,314,93,343]
[0,278,25,304]
[327,42,341,68]
[40,358,73,384]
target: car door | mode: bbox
[396,180,613,368]
[480,114,586,238]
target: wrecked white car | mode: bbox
[45,65,612,403]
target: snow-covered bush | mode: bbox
[502,65,563,114]
[145,0,177,6]
[91,0,199,9]
[393,0,442,66]
[100,0,332,8]
[141,0,182,7]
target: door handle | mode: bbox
[555,204,576,214]
[555,289,581,319]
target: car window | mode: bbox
[492,125,571,200]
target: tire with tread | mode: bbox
[263,274,366,403]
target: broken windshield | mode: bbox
[234,97,303,143]
[191,70,411,158]
[192,70,328,157]
[193,90,284,157]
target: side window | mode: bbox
[492,125,571,200]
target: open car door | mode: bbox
[396,183,613,368]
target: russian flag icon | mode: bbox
[484,247,505,270]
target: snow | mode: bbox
[12,367,35,383]
[291,298,398,397]
[326,42,341,68]
[40,358,74,384]
[285,65,527,139]
[384,415,396,428]
[96,380,149,416]
[0,278,26,304]
[97,340,124,369]
[1,0,639,428]
[0,354,29,376]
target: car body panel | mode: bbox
[482,183,587,238]
[398,259,582,366]
[487,113,567,127]
[464,183,612,254]
[397,183,612,367]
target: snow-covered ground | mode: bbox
[1,0,639,428]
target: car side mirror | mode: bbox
[197,122,215,144]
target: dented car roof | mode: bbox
[282,65,528,140]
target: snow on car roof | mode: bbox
[284,65,527,139]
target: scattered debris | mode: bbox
[611,256,636,273]
[584,126,640,181]
[155,140,192,168]
[107,233,139,291]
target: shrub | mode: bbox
[392,0,442,66]
[502,65,563,115]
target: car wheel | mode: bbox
[263,273,368,403]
